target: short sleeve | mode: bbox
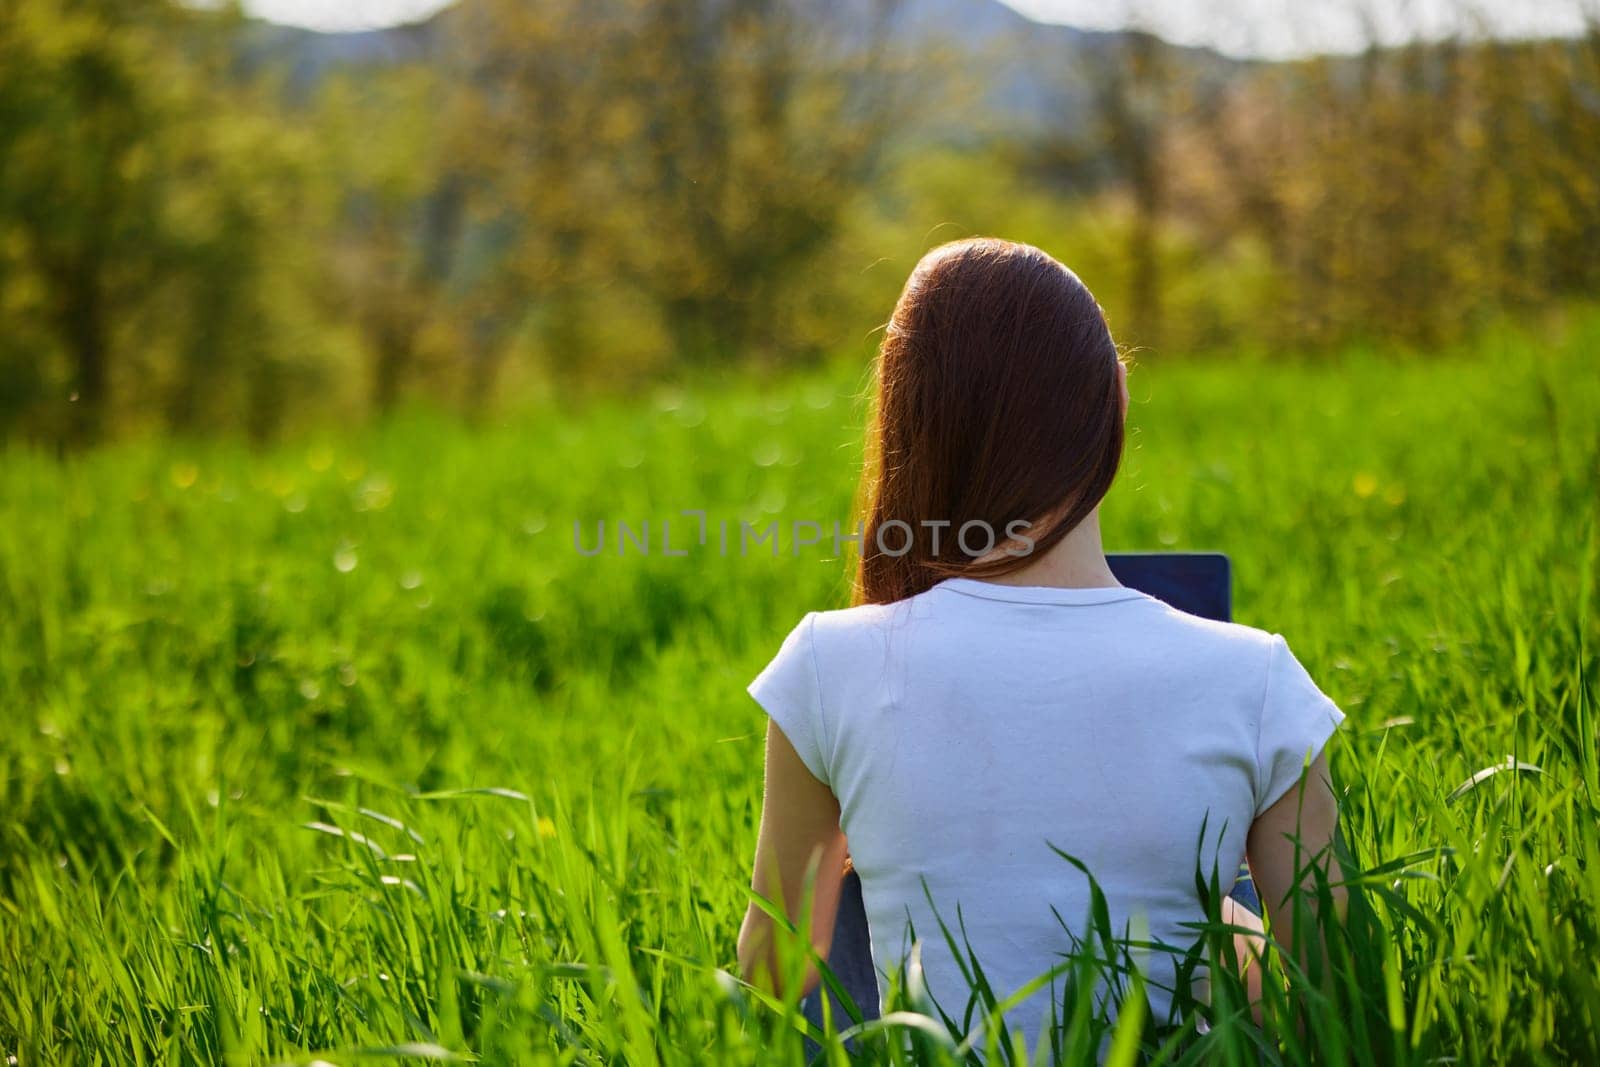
[747,611,831,786]
[1254,633,1345,816]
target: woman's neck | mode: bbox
[979,506,1122,589]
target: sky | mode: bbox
[241,0,1592,59]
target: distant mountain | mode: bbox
[836,0,1246,131]
[235,17,447,92]
[235,0,1245,132]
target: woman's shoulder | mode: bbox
[802,599,905,646]
[784,598,924,671]
[797,592,1291,676]
[1141,597,1279,647]
[1134,597,1284,663]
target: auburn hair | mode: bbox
[852,237,1126,605]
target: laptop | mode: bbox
[1106,551,1231,623]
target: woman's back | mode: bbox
[734,238,1346,1055]
[749,575,1343,1044]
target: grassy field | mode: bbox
[2,312,1598,1065]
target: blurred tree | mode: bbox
[0,0,174,440]
[1175,13,1600,350]
[1017,18,1234,353]
[1086,28,1172,351]
[3,0,1597,443]
[0,0,308,441]
[313,64,470,413]
[460,0,910,372]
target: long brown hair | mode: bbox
[852,237,1126,605]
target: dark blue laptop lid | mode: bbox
[1106,552,1232,623]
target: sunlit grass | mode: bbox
[1,310,1597,1064]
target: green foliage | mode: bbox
[6,1,1600,444]
[0,0,338,442]
[1,312,1598,1063]
[1191,39,1600,350]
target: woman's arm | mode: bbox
[1244,750,1346,1013]
[737,721,848,998]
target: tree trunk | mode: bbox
[63,276,108,444]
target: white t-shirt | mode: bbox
[747,575,1344,1047]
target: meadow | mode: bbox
[2,311,1598,1065]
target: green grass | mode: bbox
[2,310,1598,1064]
